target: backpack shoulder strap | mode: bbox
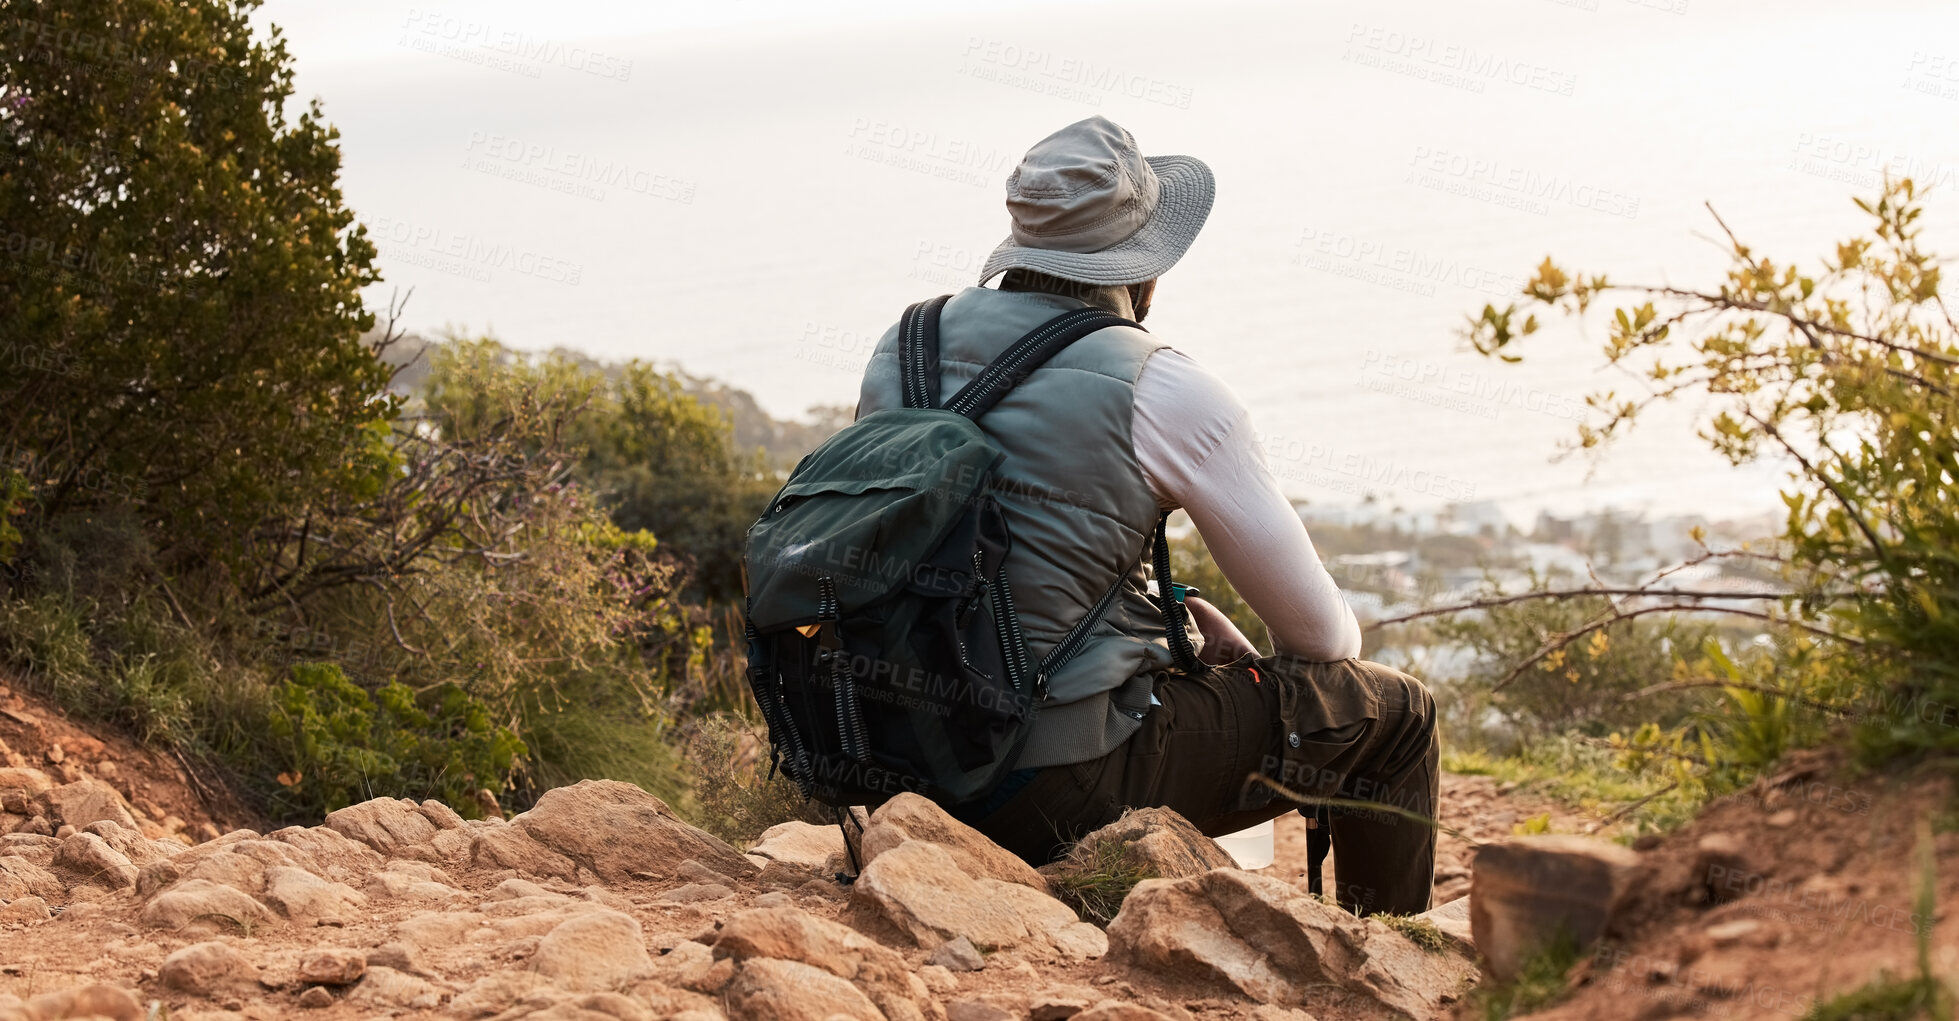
[898,295,951,410]
[898,295,1140,417]
[945,306,1140,419]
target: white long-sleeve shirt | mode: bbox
[1131,348,1363,661]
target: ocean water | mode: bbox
[262,0,1959,525]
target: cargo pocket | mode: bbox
[1265,658,1383,805]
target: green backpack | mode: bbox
[741,295,1202,814]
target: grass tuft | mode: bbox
[1049,838,1157,927]
[1470,930,1584,1021]
[1376,913,1451,953]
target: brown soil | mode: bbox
[0,676,256,843]
[1258,772,1591,908]
[1523,746,1959,1021]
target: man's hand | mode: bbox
[1183,595,1258,665]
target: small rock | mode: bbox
[56,900,106,923]
[449,971,557,1017]
[347,965,445,1010]
[531,909,654,992]
[297,985,334,1008]
[366,941,434,978]
[140,878,278,932]
[161,941,260,995]
[918,964,958,994]
[418,799,467,830]
[694,957,735,994]
[747,821,847,869]
[33,778,138,831]
[1417,895,1476,955]
[658,882,734,904]
[714,905,936,1021]
[46,744,64,764]
[0,767,56,796]
[8,983,144,1021]
[1706,918,1764,945]
[930,935,986,972]
[0,851,63,899]
[752,891,791,909]
[1767,809,1799,828]
[947,1001,1017,1021]
[726,958,883,1020]
[1695,832,1751,903]
[1032,993,1092,1020]
[297,947,366,985]
[53,831,138,889]
[0,895,51,922]
[263,866,366,922]
[1076,1004,1179,1021]
[482,876,553,901]
[674,858,739,887]
[646,940,716,990]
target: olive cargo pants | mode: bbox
[963,655,1439,915]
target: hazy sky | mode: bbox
[254,0,1959,524]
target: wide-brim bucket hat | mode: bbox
[979,115,1214,288]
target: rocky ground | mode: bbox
[1,675,1952,1021]
[0,681,240,845]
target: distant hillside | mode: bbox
[372,332,849,468]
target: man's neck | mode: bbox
[996,269,1135,319]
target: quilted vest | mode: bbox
[856,285,1175,768]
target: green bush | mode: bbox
[267,662,524,817]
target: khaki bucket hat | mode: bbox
[978,115,1214,287]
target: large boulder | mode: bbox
[325,798,440,856]
[33,779,137,831]
[716,905,943,1021]
[470,821,582,881]
[1105,868,1474,1019]
[853,840,1106,961]
[1470,834,1642,981]
[512,779,756,884]
[862,793,1047,892]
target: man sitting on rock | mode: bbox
[852,115,1439,915]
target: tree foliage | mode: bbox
[1,0,394,569]
[1466,178,1959,762]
